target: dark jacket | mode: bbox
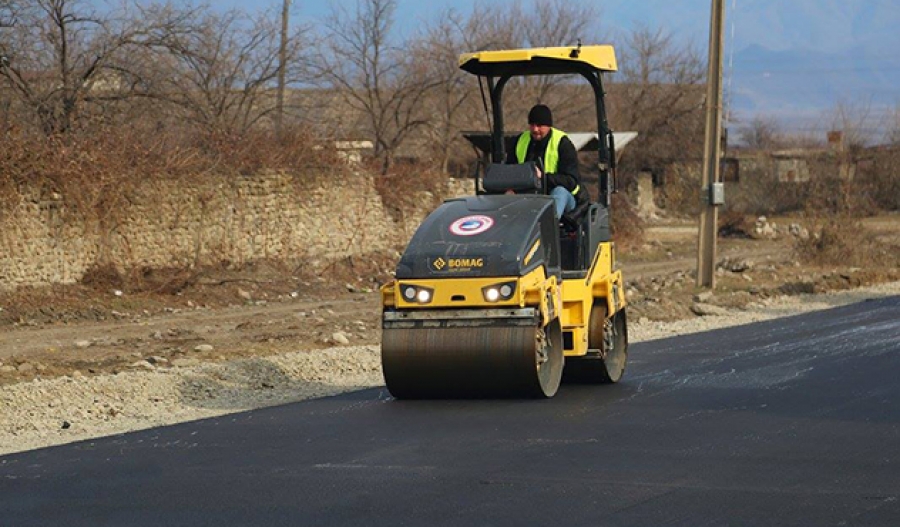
[506,130,581,194]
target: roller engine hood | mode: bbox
[395,195,561,280]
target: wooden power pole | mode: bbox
[697,0,726,288]
[276,0,291,139]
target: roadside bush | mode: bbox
[371,161,448,225]
[857,152,900,212]
[727,168,809,216]
[656,162,700,215]
[0,124,375,288]
[0,125,339,223]
[717,210,754,238]
[794,215,895,267]
[610,193,644,250]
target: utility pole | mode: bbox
[276,0,291,139]
[697,0,726,288]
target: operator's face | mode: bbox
[529,123,551,141]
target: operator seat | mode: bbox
[483,162,600,273]
[482,162,542,194]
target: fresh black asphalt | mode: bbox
[2,296,899,526]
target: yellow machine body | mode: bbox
[380,44,629,399]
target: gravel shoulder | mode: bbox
[3,280,898,457]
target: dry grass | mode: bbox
[794,216,897,267]
[0,125,452,292]
[2,123,894,292]
[791,157,899,267]
[0,125,346,236]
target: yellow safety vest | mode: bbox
[515,128,580,196]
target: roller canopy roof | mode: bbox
[459,45,617,77]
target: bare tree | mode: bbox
[889,104,900,146]
[460,0,599,52]
[406,0,604,174]
[520,0,604,106]
[144,6,309,137]
[520,0,599,48]
[464,0,602,106]
[408,12,470,173]
[738,115,782,150]
[412,7,514,173]
[827,98,874,150]
[0,0,17,28]
[612,26,706,168]
[314,0,443,174]
[0,0,194,135]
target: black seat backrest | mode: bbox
[590,204,611,242]
[482,163,541,194]
[561,197,591,231]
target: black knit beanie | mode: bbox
[528,104,553,126]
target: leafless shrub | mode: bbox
[794,217,894,267]
[371,160,446,224]
[857,150,900,211]
[829,99,876,150]
[855,105,900,211]
[726,159,809,216]
[738,116,783,150]
[80,263,125,290]
[195,127,340,177]
[793,143,897,266]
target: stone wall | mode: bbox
[0,169,447,289]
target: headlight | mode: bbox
[482,281,517,302]
[416,289,432,303]
[400,284,434,304]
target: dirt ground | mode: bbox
[1,214,898,386]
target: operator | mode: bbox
[506,104,585,219]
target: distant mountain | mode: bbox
[604,0,900,139]
[728,40,900,137]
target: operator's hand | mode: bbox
[534,166,543,179]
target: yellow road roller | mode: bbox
[381,45,628,398]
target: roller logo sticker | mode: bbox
[431,256,485,272]
[449,215,494,236]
